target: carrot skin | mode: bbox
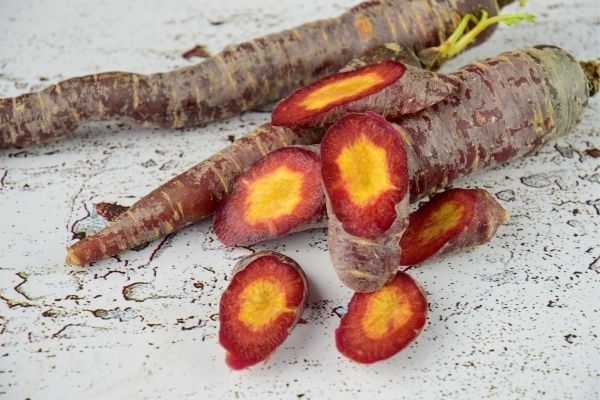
[400,46,589,201]
[0,0,507,148]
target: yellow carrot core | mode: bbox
[416,201,465,243]
[335,136,393,206]
[362,287,411,339]
[244,166,302,224]
[238,278,292,331]
[301,73,385,111]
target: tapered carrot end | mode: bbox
[65,248,82,266]
[271,61,406,128]
[219,251,308,370]
[321,112,408,239]
[335,272,427,364]
[214,147,324,246]
[400,189,476,265]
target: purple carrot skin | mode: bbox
[398,45,591,202]
[65,43,417,266]
[0,0,513,148]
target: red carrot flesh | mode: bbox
[0,0,516,148]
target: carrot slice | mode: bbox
[214,147,324,246]
[400,188,507,265]
[272,61,406,128]
[335,272,427,364]
[321,112,408,239]
[219,251,308,370]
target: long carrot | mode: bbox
[0,0,517,149]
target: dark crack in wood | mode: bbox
[13,272,33,301]
[138,233,174,269]
[0,170,7,190]
[0,294,35,309]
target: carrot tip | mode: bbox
[65,249,81,266]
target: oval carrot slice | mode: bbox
[335,271,427,364]
[219,251,308,370]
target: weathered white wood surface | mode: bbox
[0,0,598,398]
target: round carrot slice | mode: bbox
[214,147,324,246]
[335,272,427,364]
[321,112,408,239]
